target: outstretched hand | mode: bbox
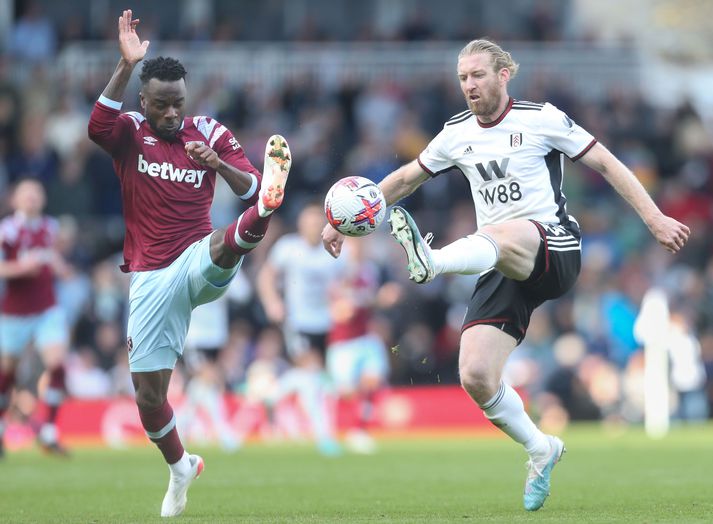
[118,9,149,65]
[649,214,690,253]
[322,223,345,258]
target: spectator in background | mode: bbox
[0,57,22,154]
[66,347,112,398]
[542,333,602,425]
[7,1,57,64]
[46,153,93,219]
[45,91,89,160]
[6,114,59,185]
[668,308,709,422]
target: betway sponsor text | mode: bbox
[137,154,207,188]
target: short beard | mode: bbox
[147,119,178,140]
[467,89,502,118]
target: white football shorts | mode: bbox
[0,306,69,356]
[326,333,389,392]
[127,233,241,372]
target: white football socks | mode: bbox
[480,381,550,458]
[431,233,499,276]
[169,451,191,477]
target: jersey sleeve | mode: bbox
[417,127,457,177]
[194,116,261,202]
[540,103,597,161]
[87,96,134,157]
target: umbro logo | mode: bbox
[463,145,474,155]
[143,136,158,146]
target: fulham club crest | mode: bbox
[510,133,522,148]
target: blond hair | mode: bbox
[458,39,519,78]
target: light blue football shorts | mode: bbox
[0,306,69,356]
[127,233,241,373]
[326,333,390,392]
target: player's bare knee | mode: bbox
[133,382,166,411]
[135,390,165,412]
[459,361,498,404]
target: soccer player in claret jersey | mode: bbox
[87,10,291,517]
[0,178,71,457]
[323,39,690,511]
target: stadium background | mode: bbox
[1,0,713,443]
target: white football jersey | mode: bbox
[418,99,596,227]
[268,234,347,334]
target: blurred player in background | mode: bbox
[323,38,690,511]
[180,286,239,452]
[87,10,291,517]
[257,202,345,455]
[0,178,70,457]
[326,237,390,454]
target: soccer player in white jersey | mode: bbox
[323,39,690,511]
[88,10,291,517]
[257,202,347,455]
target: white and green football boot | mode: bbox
[388,206,435,284]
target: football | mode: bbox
[324,176,386,237]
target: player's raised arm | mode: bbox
[102,9,150,101]
[88,9,150,153]
[378,159,431,206]
[579,142,690,253]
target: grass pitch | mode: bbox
[1,424,712,523]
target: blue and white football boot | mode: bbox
[523,435,565,511]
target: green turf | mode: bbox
[1,424,712,523]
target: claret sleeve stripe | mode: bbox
[571,138,597,161]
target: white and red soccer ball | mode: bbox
[324,176,386,237]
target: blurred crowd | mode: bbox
[5,0,575,63]
[1,0,713,432]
